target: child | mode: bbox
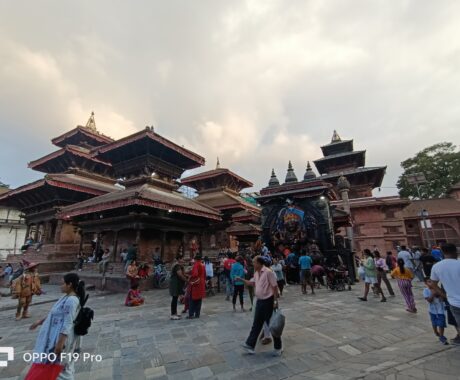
[125,283,144,307]
[12,261,41,321]
[423,278,448,345]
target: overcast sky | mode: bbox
[1,1,459,196]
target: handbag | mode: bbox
[24,363,64,380]
[269,308,286,338]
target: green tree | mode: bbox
[397,142,460,199]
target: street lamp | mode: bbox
[407,172,426,199]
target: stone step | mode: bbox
[48,272,154,293]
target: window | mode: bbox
[385,209,396,219]
[428,223,460,246]
[385,226,400,234]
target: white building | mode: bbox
[0,187,27,260]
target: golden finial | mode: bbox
[216,157,220,169]
[86,112,96,131]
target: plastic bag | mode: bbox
[24,363,64,380]
[269,308,286,338]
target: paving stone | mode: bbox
[338,344,362,356]
[1,283,459,380]
[190,366,214,379]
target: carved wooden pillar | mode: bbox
[25,224,31,243]
[160,231,166,261]
[112,230,119,262]
[54,220,63,244]
[33,223,40,242]
[78,230,84,254]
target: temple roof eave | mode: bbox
[181,168,253,191]
[314,150,366,174]
[320,139,354,156]
[0,174,118,207]
[319,166,386,188]
[59,184,222,221]
[95,128,205,169]
[51,126,114,148]
[28,145,112,172]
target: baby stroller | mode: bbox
[325,266,352,291]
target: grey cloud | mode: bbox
[0,0,459,197]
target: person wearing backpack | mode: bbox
[29,273,87,380]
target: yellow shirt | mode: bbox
[391,267,414,280]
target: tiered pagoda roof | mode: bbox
[28,145,113,176]
[181,162,259,214]
[310,131,386,198]
[60,127,222,223]
[60,183,221,221]
[0,173,118,217]
[51,113,114,148]
[180,168,253,193]
[0,113,120,221]
[94,127,204,181]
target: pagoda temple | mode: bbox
[312,130,386,198]
[0,113,119,267]
[60,126,222,263]
[180,159,261,250]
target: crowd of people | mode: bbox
[357,244,460,345]
[1,238,458,380]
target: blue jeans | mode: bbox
[226,276,233,297]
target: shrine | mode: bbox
[258,161,339,255]
[180,159,261,251]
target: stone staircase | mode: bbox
[79,261,127,276]
[2,245,77,275]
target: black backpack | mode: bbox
[74,294,94,336]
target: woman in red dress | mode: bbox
[188,253,206,319]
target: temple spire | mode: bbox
[268,169,280,187]
[85,112,96,131]
[285,161,298,183]
[216,157,220,169]
[303,161,316,181]
[331,130,341,143]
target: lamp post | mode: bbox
[407,173,430,248]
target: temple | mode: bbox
[0,114,119,269]
[181,159,261,250]
[313,130,386,198]
[60,126,222,264]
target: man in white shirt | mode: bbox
[398,246,414,270]
[430,243,460,345]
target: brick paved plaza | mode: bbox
[1,280,459,380]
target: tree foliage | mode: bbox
[397,142,460,199]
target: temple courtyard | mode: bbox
[0,281,459,380]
